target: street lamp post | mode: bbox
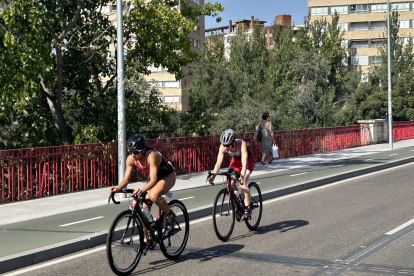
[117,0,126,184]
[387,0,393,148]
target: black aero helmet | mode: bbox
[127,134,147,154]
[220,129,236,146]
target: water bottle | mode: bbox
[142,207,154,223]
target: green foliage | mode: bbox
[0,0,223,148]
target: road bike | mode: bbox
[106,189,189,275]
[207,171,263,242]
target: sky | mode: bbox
[205,0,309,29]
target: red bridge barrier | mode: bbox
[393,121,414,141]
[0,123,385,203]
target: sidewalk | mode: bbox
[1,139,414,274]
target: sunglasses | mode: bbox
[224,144,232,148]
[129,150,143,155]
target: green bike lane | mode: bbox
[1,145,414,264]
[0,147,414,258]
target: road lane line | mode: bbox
[59,216,104,227]
[331,164,345,168]
[365,159,373,161]
[4,246,106,276]
[389,154,398,156]
[178,196,195,201]
[385,219,414,235]
[290,172,308,176]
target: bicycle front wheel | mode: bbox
[158,200,190,260]
[106,210,144,276]
[212,188,236,242]
[245,182,263,230]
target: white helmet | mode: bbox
[220,129,236,146]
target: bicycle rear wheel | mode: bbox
[245,182,263,230]
[106,210,144,276]
[158,200,190,260]
[212,188,236,242]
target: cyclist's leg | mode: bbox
[146,172,175,215]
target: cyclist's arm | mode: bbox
[212,145,226,173]
[111,155,135,192]
[240,140,248,179]
[207,145,225,183]
[140,151,159,192]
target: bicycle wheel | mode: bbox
[245,182,263,230]
[158,200,190,260]
[212,188,236,242]
[106,210,144,276]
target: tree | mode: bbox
[228,21,269,99]
[0,0,224,147]
[185,34,233,135]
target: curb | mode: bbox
[2,156,414,274]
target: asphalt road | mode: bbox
[2,147,414,258]
[5,161,414,276]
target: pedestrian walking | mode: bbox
[254,112,275,165]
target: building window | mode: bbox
[196,26,200,34]
[371,39,385,47]
[331,6,348,14]
[370,56,382,65]
[350,22,369,31]
[399,20,410,28]
[111,5,117,13]
[310,7,328,15]
[402,37,411,46]
[338,23,348,31]
[148,81,161,89]
[350,4,368,13]
[351,40,368,48]
[351,56,369,65]
[164,96,180,104]
[164,81,180,88]
[371,21,386,30]
[392,2,409,11]
[371,4,388,13]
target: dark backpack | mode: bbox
[257,124,263,142]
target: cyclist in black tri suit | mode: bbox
[108,134,176,236]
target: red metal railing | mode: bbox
[393,121,414,141]
[0,123,378,203]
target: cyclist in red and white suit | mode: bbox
[207,129,255,219]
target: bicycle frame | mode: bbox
[209,171,245,219]
[109,190,163,243]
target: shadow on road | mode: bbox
[228,219,309,242]
[134,244,244,275]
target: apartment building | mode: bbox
[205,15,301,60]
[103,0,204,111]
[308,0,414,75]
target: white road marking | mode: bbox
[389,154,398,156]
[178,196,195,201]
[59,216,104,227]
[385,219,414,235]
[331,164,345,168]
[290,172,308,176]
[8,161,414,275]
[365,159,373,161]
[3,246,106,276]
